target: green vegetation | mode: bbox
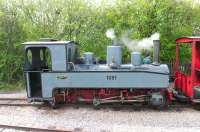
[0,0,200,90]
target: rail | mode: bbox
[0,124,72,132]
[0,97,42,107]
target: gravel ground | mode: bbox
[0,91,200,132]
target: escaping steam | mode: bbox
[121,32,160,52]
[105,28,160,50]
[106,28,116,40]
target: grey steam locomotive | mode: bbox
[23,38,169,108]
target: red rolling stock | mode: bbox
[174,37,200,102]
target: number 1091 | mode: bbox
[106,75,117,80]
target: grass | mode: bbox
[0,81,25,92]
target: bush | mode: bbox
[0,0,200,89]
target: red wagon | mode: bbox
[175,37,200,102]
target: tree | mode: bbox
[0,0,200,88]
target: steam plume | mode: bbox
[121,32,160,51]
[106,28,116,40]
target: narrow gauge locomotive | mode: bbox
[23,38,169,108]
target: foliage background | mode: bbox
[0,0,200,90]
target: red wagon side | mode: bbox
[175,37,200,102]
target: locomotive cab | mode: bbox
[23,40,77,100]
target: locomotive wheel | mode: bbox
[150,92,169,110]
[49,90,60,109]
[49,100,58,109]
[92,98,101,109]
[155,98,169,110]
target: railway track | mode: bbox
[0,124,72,132]
[0,97,192,109]
[0,98,42,107]
[0,98,72,131]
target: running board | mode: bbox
[28,97,52,102]
[192,99,200,103]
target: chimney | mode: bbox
[153,40,160,65]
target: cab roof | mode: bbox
[23,37,200,44]
[23,41,74,45]
[176,36,200,43]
